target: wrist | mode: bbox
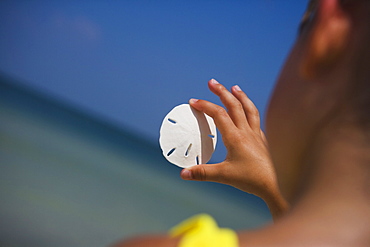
[260,186,289,221]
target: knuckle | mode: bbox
[213,106,228,117]
[230,134,244,146]
[251,107,260,117]
[246,102,259,117]
[224,134,241,148]
[229,99,243,110]
[194,166,207,181]
[218,84,228,93]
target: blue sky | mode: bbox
[0,1,307,163]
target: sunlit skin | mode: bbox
[112,0,370,246]
[183,80,289,219]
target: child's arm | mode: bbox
[181,79,288,220]
[111,235,180,247]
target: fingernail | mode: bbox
[189,98,199,104]
[210,78,219,84]
[234,85,242,91]
[181,169,193,180]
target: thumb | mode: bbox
[180,163,227,183]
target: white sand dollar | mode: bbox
[159,104,217,168]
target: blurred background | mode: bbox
[0,1,306,246]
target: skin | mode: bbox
[184,81,289,220]
[113,0,370,246]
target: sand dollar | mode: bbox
[159,104,217,168]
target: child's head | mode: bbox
[266,0,370,202]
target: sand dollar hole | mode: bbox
[159,104,217,168]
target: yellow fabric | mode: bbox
[169,214,239,247]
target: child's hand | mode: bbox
[181,79,288,219]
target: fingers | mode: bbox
[231,84,261,133]
[191,79,261,133]
[180,163,228,183]
[189,98,237,139]
[207,79,249,130]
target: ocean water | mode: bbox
[0,74,270,247]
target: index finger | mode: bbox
[189,98,237,140]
